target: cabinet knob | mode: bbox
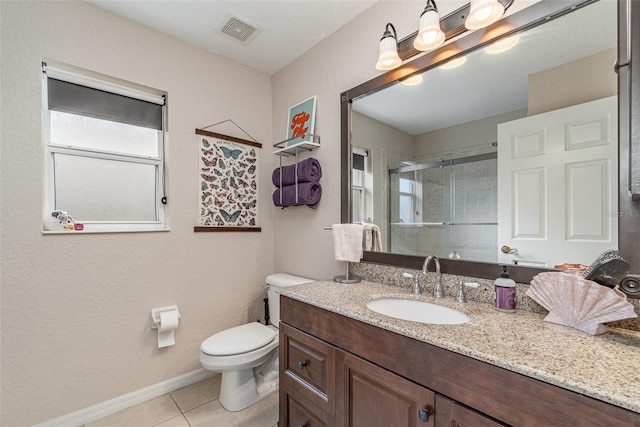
[418,408,431,422]
[298,360,308,369]
[298,424,308,427]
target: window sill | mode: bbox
[42,228,171,235]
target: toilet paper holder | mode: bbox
[150,305,181,329]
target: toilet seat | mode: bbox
[201,322,276,356]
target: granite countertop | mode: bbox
[281,280,640,413]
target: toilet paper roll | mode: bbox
[158,310,179,348]
[159,310,179,332]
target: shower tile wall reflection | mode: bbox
[452,225,497,262]
[389,143,497,262]
[451,156,498,262]
[452,159,497,224]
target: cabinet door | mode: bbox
[435,395,504,427]
[338,352,435,427]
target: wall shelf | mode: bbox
[273,134,320,156]
[272,134,321,207]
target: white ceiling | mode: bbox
[86,0,378,75]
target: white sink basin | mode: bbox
[366,298,470,325]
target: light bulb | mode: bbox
[375,26,402,71]
[413,5,445,52]
[474,6,492,22]
[465,0,505,30]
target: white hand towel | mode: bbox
[332,223,364,262]
[363,224,383,252]
[362,224,373,251]
[370,224,383,252]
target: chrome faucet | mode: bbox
[454,280,466,303]
[402,272,421,295]
[422,256,444,298]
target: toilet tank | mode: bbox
[265,273,314,327]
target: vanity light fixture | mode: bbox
[465,0,505,30]
[375,23,402,71]
[374,0,513,71]
[413,0,445,52]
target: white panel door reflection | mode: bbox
[497,96,618,267]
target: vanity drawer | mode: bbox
[287,339,327,391]
[285,391,330,427]
[280,323,335,414]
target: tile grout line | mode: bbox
[168,394,183,415]
[150,395,186,427]
[166,392,194,426]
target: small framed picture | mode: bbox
[286,96,317,147]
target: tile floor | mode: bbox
[85,375,279,427]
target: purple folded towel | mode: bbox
[272,182,322,208]
[272,157,322,187]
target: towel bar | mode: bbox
[327,223,365,283]
[334,263,361,284]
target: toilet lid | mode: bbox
[201,322,277,356]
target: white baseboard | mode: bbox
[36,369,217,427]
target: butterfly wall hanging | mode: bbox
[195,129,262,232]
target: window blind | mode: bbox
[353,153,365,171]
[47,78,163,130]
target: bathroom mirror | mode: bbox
[341,0,640,286]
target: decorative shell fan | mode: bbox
[527,272,637,335]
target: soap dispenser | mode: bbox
[495,265,516,313]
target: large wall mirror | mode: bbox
[341,0,640,291]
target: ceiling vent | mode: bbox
[218,13,262,44]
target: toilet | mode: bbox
[200,273,314,412]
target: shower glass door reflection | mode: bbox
[388,150,497,263]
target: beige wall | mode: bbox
[413,109,528,156]
[352,112,413,240]
[528,48,617,115]
[0,1,273,425]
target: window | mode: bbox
[352,152,365,222]
[42,61,167,232]
[397,171,423,224]
[352,149,373,223]
[398,177,415,224]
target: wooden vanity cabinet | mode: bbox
[279,296,640,427]
[280,322,436,427]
